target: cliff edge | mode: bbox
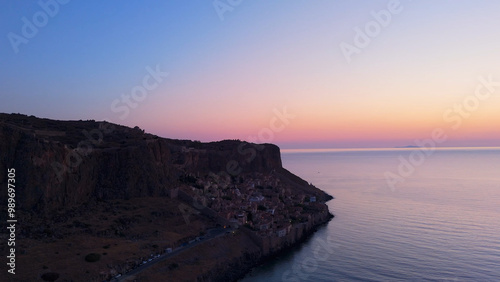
[0,113,333,281]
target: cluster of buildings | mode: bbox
[179,172,322,239]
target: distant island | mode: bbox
[0,113,333,281]
[394,145,420,148]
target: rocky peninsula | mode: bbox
[0,113,333,281]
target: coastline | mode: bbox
[235,211,334,282]
[197,198,334,282]
[128,196,334,282]
[0,114,336,281]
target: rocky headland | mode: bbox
[0,113,333,281]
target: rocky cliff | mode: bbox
[0,113,334,281]
[0,113,329,213]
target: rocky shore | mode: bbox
[202,211,334,282]
[0,113,334,281]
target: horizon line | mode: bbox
[280,146,500,153]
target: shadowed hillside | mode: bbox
[0,113,333,281]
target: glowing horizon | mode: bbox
[2,1,500,149]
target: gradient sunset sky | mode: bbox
[2,1,500,149]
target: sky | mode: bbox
[1,0,500,149]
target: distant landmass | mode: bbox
[0,113,333,281]
[395,145,420,148]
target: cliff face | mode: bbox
[0,113,335,281]
[0,114,321,214]
[207,212,333,282]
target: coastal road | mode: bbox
[113,227,234,281]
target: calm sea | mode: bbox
[241,147,500,282]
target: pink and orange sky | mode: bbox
[2,1,500,148]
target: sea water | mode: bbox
[241,147,500,281]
